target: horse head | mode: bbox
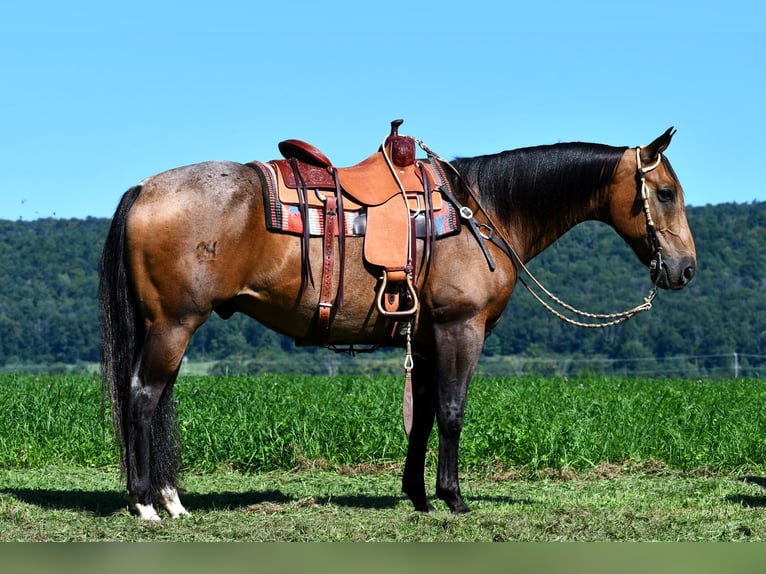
[607,128,696,290]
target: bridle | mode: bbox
[418,139,667,328]
[636,146,665,286]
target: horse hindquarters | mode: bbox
[99,185,194,520]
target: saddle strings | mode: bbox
[415,139,660,329]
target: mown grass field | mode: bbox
[3,373,766,543]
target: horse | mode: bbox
[98,125,696,520]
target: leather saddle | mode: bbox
[266,119,453,342]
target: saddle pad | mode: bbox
[249,160,460,238]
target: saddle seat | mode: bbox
[273,130,442,210]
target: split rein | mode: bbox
[417,140,665,329]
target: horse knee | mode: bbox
[437,402,465,436]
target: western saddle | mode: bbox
[264,119,453,344]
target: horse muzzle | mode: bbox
[651,255,696,290]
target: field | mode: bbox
[3,373,766,543]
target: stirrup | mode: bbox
[375,273,418,317]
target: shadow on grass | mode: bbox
[725,476,766,508]
[0,488,125,517]
[308,493,534,510]
[0,487,321,516]
[1,487,532,515]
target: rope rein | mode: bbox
[416,139,664,329]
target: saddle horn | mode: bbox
[385,119,416,167]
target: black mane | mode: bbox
[450,142,628,241]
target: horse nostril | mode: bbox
[683,264,696,283]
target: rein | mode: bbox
[417,140,664,329]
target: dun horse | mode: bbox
[99,123,696,520]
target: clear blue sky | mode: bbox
[1,1,763,220]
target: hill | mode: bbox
[0,202,764,374]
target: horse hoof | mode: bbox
[158,487,190,519]
[133,502,162,521]
[438,492,471,514]
[412,501,436,513]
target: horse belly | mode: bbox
[233,237,395,345]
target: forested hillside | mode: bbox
[0,202,764,373]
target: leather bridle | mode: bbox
[635,146,666,287]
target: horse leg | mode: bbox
[126,322,192,520]
[433,320,484,514]
[401,353,437,512]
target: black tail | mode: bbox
[98,186,143,472]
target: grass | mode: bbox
[3,462,766,541]
[3,373,766,542]
[3,374,766,473]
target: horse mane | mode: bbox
[450,142,629,244]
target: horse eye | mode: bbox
[656,188,676,204]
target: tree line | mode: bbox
[0,202,764,373]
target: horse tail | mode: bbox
[98,185,143,472]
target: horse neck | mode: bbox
[506,199,602,262]
[451,144,626,262]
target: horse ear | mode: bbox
[640,126,676,164]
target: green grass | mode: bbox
[3,373,766,541]
[464,376,766,472]
[0,375,112,468]
[2,374,766,473]
[4,463,766,541]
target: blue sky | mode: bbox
[1,1,763,220]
